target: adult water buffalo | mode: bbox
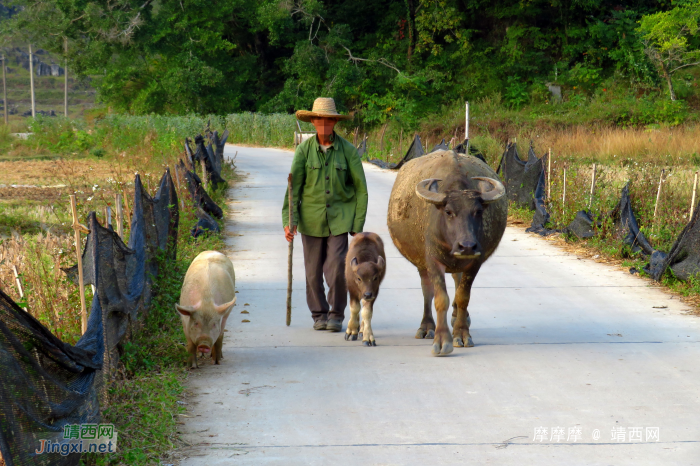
[387,150,507,355]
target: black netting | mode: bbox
[356,138,367,158]
[0,169,178,466]
[432,139,449,152]
[526,170,557,236]
[498,142,543,210]
[564,211,597,239]
[649,198,700,281]
[193,135,226,190]
[208,130,229,174]
[454,139,487,164]
[191,207,221,238]
[367,134,425,170]
[611,183,654,256]
[182,161,223,220]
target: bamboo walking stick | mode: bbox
[286,174,294,326]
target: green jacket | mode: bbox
[282,132,368,237]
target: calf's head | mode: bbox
[350,257,385,301]
[416,176,505,259]
[176,298,236,353]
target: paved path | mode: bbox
[180,145,700,465]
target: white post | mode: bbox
[12,265,25,304]
[465,101,469,140]
[116,194,124,238]
[588,163,597,211]
[653,169,664,229]
[64,37,68,117]
[29,44,36,118]
[547,148,552,201]
[1,55,7,125]
[562,168,567,218]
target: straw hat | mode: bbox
[296,97,352,122]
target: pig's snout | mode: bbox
[197,346,211,353]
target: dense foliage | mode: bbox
[4,0,699,124]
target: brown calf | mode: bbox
[344,232,386,346]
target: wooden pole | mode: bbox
[399,128,403,155]
[201,159,208,191]
[286,174,294,326]
[562,168,567,217]
[653,169,665,228]
[116,194,124,238]
[12,265,25,304]
[123,190,132,225]
[69,195,88,334]
[105,206,111,228]
[691,172,699,219]
[379,123,388,154]
[29,44,36,118]
[465,101,469,140]
[64,37,68,117]
[1,55,7,125]
[173,165,185,210]
[588,163,597,211]
[547,148,552,201]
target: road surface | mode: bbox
[179,145,700,465]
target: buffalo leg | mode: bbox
[453,271,478,348]
[450,272,462,327]
[345,296,361,342]
[360,299,376,346]
[429,260,453,356]
[415,268,436,339]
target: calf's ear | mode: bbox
[215,297,237,316]
[376,256,385,271]
[350,257,359,271]
[175,304,196,316]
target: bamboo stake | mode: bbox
[379,123,388,154]
[116,194,124,238]
[173,165,185,210]
[29,44,36,118]
[123,190,132,225]
[286,174,294,327]
[562,168,567,218]
[64,37,68,117]
[465,101,469,140]
[399,128,403,155]
[588,163,597,211]
[12,265,24,304]
[653,169,664,228]
[105,206,111,228]
[690,172,698,219]
[1,54,7,125]
[547,148,552,201]
[201,159,208,191]
[69,195,88,334]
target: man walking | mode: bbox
[283,97,368,332]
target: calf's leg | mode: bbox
[360,299,376,346]
[416,268,436,339]
[345,296,361,341]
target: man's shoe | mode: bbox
[313,319,327,331]
[326,318,343,332]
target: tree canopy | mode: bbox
[3,0,697,121]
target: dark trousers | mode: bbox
[301,233,348,322]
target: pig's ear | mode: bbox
[175,304,196,316]
[376,256,385,271]
[350,257,359,271]
[215,297,237,316]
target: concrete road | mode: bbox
[179,145,700,465]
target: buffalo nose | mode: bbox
[457,241,478,255]
[363,292,373,299]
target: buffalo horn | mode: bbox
[472,176,505,204]
[415,179,446,205]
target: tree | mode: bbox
[638,4,700,101]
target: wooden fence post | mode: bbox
[562,168,567,218]
[201,159,208,191]
[547,148,552,201]
[653,169,665,229]
[691,172,698,219]
[69,195,89,334]
[173,165,185,210]
[116,194,124,238]
[12,265,25,308]
[588,163,597,211]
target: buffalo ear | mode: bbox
[350,257,359,271]
[416,179,446,206]
[472,176,505,204]
[376,256,385,271]
[175,304,196,317]
[214,297,237,316]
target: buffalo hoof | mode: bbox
[431,333,454,356]
[453,336,474,348]
[362,340,377,347]
[345,333,358,341]
[415,328,435,339]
